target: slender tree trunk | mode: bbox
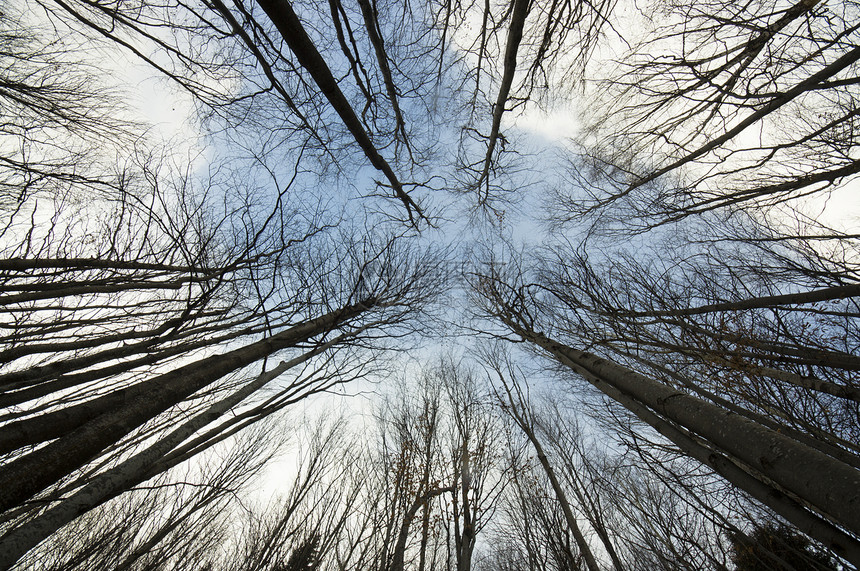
[496,380,604,571]
[0,337,341,570]
[504,321,860,563]
[417,406,438,571]
[624,282,860,318]
[476,0,529,202]
[624,44,860,194]
[522,424,603,571]
[457,447,474,571]
[355,0,409,148]
[0,301,371,514]
[565,461,626,571]
[389,487,453,571]
[254,0,420,221]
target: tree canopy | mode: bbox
[1,0,858,569]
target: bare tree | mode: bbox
[0,217,447,566]
[5,0,860,568]
[471,249,860,566]
[484,349,604,571]
[444,0,614,211]
[0,12,449,563]
[557,0,860,231]
[33,0,452,223]
[463,3,860,557]
[219,414,368,571]
[437,360,510,571]
[12,420,279,571]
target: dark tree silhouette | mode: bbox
[731,523,838,571]
[282,533,321,571]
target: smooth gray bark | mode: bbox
[0,301,371,514]
[592,376,860,565]
[502,320,860,563]
[534,330,860,531]
[0,338,341,570]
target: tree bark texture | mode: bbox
[0,340,339,570]
[502,321,860,563]
[0,301,372,514]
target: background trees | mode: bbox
[468,1,860,567]
[1,1,448,567]
[560,0,860,230]
[2,0,859,568]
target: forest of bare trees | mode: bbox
[1,0,858,569]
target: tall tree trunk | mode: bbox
[0,337,343,570]
[389,487,452,571]
[0,301,372,514]
[254,0,421,222]
[623,282,860,318]
[475,0,529,203]
[497,380,604,571]
[503,320,860,564]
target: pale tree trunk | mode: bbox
[0,301,372,515]
[417,406,439,571]
[452,446,475,571]
[0,336,344,570]
[496,379,605,571]
[595,374,860,565]
[521,425,604,571]
[564,460,626,571]
[504,321,860,565]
